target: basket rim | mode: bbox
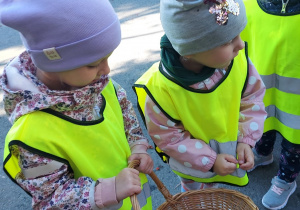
[157,188,259,210]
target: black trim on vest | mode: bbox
[133,46,248,164]
[132,85,146,128]
[257,0,300,16]
[2,152,33,196]
[132,85,171,163]
[241,42,249,96]
[133,41,248,121]
[41,94,106,126]
[3,140,74,197]
[132,84,180,125]
[158,60,234,93]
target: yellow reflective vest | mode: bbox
[133,46,249,186]
[3,80,151,209]
[241,0,300,144]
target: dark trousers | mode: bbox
[255,130,300,183]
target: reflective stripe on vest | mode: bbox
[133,46,249,186]
[3,80,151,209]
[241,0,300,143]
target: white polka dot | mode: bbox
[153,105,161,114]
[198,83,205,89]
[252,105,260,111]
[178,129,183,133]
[249,76,257,85]
[154,135,160,140]
[167,120,176,127]
[184,162,192,167]
[250,122,259,131]
[202,157,209,165]
[249,95,256,100]
[178,145,187,153]
[264,115,268,120]
[160,125,168,130]
[195,142,203,149]
[204,79,211,84]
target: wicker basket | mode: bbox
[129,160,258,210]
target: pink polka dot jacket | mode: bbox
[145,58,267,174]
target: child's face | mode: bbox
[56,53,112,89]
[186,34,245,69]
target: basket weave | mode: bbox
[129,160,258,210]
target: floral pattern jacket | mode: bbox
[0,52,149,210]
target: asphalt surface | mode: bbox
[0,0,299,209]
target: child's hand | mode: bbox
[115,168,141,202]
[213,154,238,176]
[237,143,254,170]
[128,153,153,174]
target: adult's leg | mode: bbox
[277,138,300,182]
[255,130,277,156]
[262,138,299,209]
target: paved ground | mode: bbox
[0,0,299,209]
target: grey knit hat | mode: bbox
[0,0,121,72]
[160,0,247,56]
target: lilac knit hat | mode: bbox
[0,0,121,72]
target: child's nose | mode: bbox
[235,35,245,51]
[97,60,110,76]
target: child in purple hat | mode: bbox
[0,0,153,209]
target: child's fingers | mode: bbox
[239,149,254,168]
[128,153,144,164]
[224,154,238,164]
[127,154,138,162]
[129,154,153,174]
[239,161,253,170]
[238,152,245,164]
[116,168,142,201]
[239,152,254,170]
[245,149,254,163]
[137,160,153,174]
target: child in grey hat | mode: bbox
[134,0,267,191]
[0,0,153,209]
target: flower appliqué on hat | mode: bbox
[204,0,240,25]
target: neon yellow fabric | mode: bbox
[241,0,300,143]
[3,80,151,209]
[135,49,247,143]
[134,47,249,186]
